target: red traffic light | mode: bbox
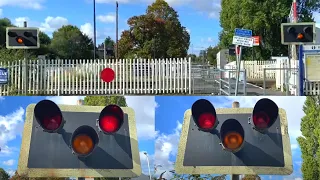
[98,105,124,133]
[71,125,99,157]
[251,98,278,133]
[34,100,64,132]
[191,99,218,131]
[220,119,244,153]
[100,68,115,83]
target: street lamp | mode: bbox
[143,152,152,180]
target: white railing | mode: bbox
[0,58,192,95]
[224,60,277,80]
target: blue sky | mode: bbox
[0,0,222,56]
[154,96,305,180]
[1,0,320,56]
[0,96,156,177]
[1,0,320,57]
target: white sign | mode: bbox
[305,54,320,81]
[303,44,320,51]
[232,36,253,47]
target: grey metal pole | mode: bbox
[235,45,242,96]
[104,42,106,60]
[23,21,28,95]
[263,69,266,95]
[116,1,119,59]
[93,0,96,60]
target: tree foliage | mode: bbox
[219,0,291,60]
[218,0,320,60]
[297,96,320,180]
[83,96,127,107]
[9,171,65,180]
[206,46,221,66]
[117,0,190,59]
[241,174,261,180]
[50,25,93,59]
[0,168,10,180]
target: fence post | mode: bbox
[188,57,192,94]
[263,68,266,95]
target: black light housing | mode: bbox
[34,100,64,133]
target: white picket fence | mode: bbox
[1,57,319,95]
[0,58,192,95]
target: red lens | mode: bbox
[99,115,120,133]
[42,115,62,131]
[253,112,270,129]
[198,113,216,129]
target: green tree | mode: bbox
[297,96,320,180]
[219,0,320,60]
[104,36,115,58]
[84,96,127,107]
[32,31,52,57]
[50,25,93,59]
[206,46,221,66]
[0,18,14,47]
[241,175,261,180]
[0,168,10,180]
[117,0,190,59]
[219,0,291,60]
[187,54,197,62]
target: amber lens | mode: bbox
[297,33,304,39]
[223,132,243,150]
[72,134,94,155]
[17,38,23,44]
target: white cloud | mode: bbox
[14,17,30,27]
[0,9,3,17]
[80,23,94,38]
[186,28,191,34]
[314,12,320,28]
[0,108,25,155]
[291,144,299,150]
[154,96,306,179]
[3,159,15,166]
[95,0,221,18]
[40,16,69,33]
[97,13,116,23]
[154,121,182,179]
[46,96,85,105]
[6,169,15,176]
[0,0,44,9]
[126,96,158,140]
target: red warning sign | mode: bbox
[252,36,260,46]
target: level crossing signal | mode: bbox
[18,100,141,178]
[6,27,40,49]
[281,22,316,45]
[175,98,293,175]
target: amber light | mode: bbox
[72,134,94,155]
[16,37,23,44]
[223,132,243,150]
[297,33,304,39]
